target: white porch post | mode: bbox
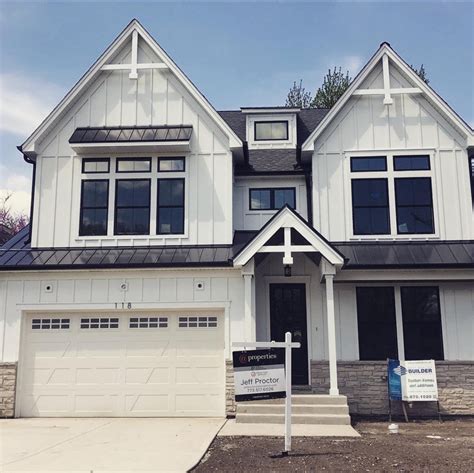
[242,259,256,342]
[325,274,339,395]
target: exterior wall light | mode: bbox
[284,265,292,277]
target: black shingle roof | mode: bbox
[219,108,329,174]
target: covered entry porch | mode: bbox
[233,206,345,395]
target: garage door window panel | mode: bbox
[179,316,218,328]
[81,317,119,329]
[129,317,168,328]
[32,318,70,330]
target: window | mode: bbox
[79,180,109,236]
[116,158,151,173]
[351,156,387,172]
[82,158,110,173]
[157,178,185,234]
[129,317,168,328]
[32,318,70,330]
[158,157,185,172]
[178,316,218,328]
[470,155,474,205]
[395,178,434,234]
[352,179,390,235]
[249,188,296,210]
[254,121,288,141]
[394,155,430,171]
[350,153,435,236]
[114,179,151,235]
[356,287,398,360]
[80,317,119,329]
[401,287,444,360]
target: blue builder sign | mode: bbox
[388,359,438,402]
[232,349,286,402]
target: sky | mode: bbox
[0,1,473,215]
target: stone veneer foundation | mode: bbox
[0,362,17,418]
[311,361,474,417]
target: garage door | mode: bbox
[18,312,225,417]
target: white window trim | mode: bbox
[344,150,440,240]
[75,154,189,241]
[246,114,296,148]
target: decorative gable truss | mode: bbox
[233,206,345,270]
[302,43,474,152]
[20,19,242,159]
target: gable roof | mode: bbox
[302,43,474,152]
[20,19,242,158]
[232,205,345,267]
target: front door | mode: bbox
[269,283,309,385]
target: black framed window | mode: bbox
[470,155,474,205]
[79,180,109,236]
[356,287,398,361]
[114,179,150,235]
[254,121,289,141]
[158,157,185,172]
[351,156,387,172]
[352,179,390,235]
[401,287,444,360]
[249,188,296,210]
[395,177,434,234]
[116,158,151,173]
[394,155,430,171]
[82,158,109,174]
[157,178,185,234]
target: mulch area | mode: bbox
[193,419,474,472]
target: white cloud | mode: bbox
[0,189,31,215]
[0,73,65,137]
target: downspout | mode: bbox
[17,145,35,244]
[297,144,313,227]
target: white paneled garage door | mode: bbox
[18,312,225,417]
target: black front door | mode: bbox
[269,283,309,385]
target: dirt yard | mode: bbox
[193,419,474,472]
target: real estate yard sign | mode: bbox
[388,359,438,401]
[232,349,286,401]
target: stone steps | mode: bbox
[235,394,351,425]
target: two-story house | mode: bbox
[1,20,473,420]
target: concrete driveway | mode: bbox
[0,418,225,472]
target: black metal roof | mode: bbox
[232,230,474,269]
[0,227,233,270]
[69,126,193,144]
[2,226,473,271]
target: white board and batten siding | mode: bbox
[32,36,233,248]
[312,61,474,242]
[254,254,474,363]
[233,177,308,231]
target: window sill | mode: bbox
[349,234,440,241]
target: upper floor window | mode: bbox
[254,121,288,141]
[470,154,474,205]
[157,178,185,234]
[114,179,151,235]
[79,156,186,237]
[116,158,151,173]
[82,158,109,174]
[350,154,435,236]
[249,188,295,210]
[79,180,109,236]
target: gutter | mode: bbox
[17,145,35,244]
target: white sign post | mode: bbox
[232,331,300,455]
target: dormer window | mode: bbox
[254,121,289,141]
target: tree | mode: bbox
[285,80,313,108]
[410,64,429,84]
[0,193,29,235]
[311,67,352,108]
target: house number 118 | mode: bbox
[114,302,132,309]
